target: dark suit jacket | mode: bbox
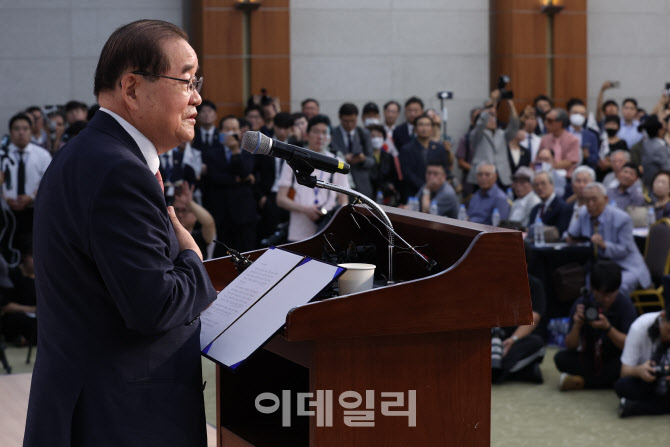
[507,145,531,174]
[330,125,375,198]
[398,138,450,201]
[528,195,572,236]
[192,126,220,154]
[24,111,217,447]
[202,146,257,228]
[392,122,412,152]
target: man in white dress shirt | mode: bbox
[508,166,541,228]
[3,113,52,236]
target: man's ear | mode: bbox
[119,73,140,111]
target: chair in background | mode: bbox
[631,218,670,314]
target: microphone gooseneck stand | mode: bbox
[287,153,436,284]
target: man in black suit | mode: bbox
[202,115,257,255]
[255,112,292,242]
[192,99,220,153]
[528,170,572,236]
[24,20,217,447]
[330,102,375,198]
[398,114,450,202]
[392,96,424,151]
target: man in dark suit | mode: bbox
[202,115,257,255]
[528,170,572,236]
[24,20,217,447]
[255,112,292,242]
[330,102,375,198]
[392,96,424,151]
[192,99,220,154]
[398,114,450,202]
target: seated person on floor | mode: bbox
[491,242,546,384]
[615,287,670,418]
[566,182,651,297]
[0,239,36,346]
[554,261,637,391]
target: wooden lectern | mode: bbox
[204,205,532,447]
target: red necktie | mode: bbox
[155,170,164,194]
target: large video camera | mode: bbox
[498,75,514,100]
[491,327,506,370]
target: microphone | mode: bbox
[241,131,350,175]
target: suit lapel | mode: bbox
[87,111,149,169]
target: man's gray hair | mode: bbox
[534,170,553,185]
[584,182,607,196]
[572,165,596,183]
[611,149,631,161]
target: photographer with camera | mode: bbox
[491,257,546,384]
[554,261,637,391]
[615,284,670,417]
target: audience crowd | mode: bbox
[3,80,670,417]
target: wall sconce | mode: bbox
[541,0,564,17]
[235,0,261,12]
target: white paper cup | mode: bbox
[337,263,376,295]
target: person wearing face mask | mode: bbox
[597,115,628,180]
[361,102,381,127]
[367,124,400,206]
[567,98,599,169]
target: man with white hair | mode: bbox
[567,182,651,296]
[467,162,510,225]
[508,166,541,228]
[528,170,572,236]
[567,165,596,225]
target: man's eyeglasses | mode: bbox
[132,71,203,94]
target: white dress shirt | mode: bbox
[99,107,159,174]
[3,142,52,200]
[509,191,541,227]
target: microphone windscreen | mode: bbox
[241,131,272,155]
